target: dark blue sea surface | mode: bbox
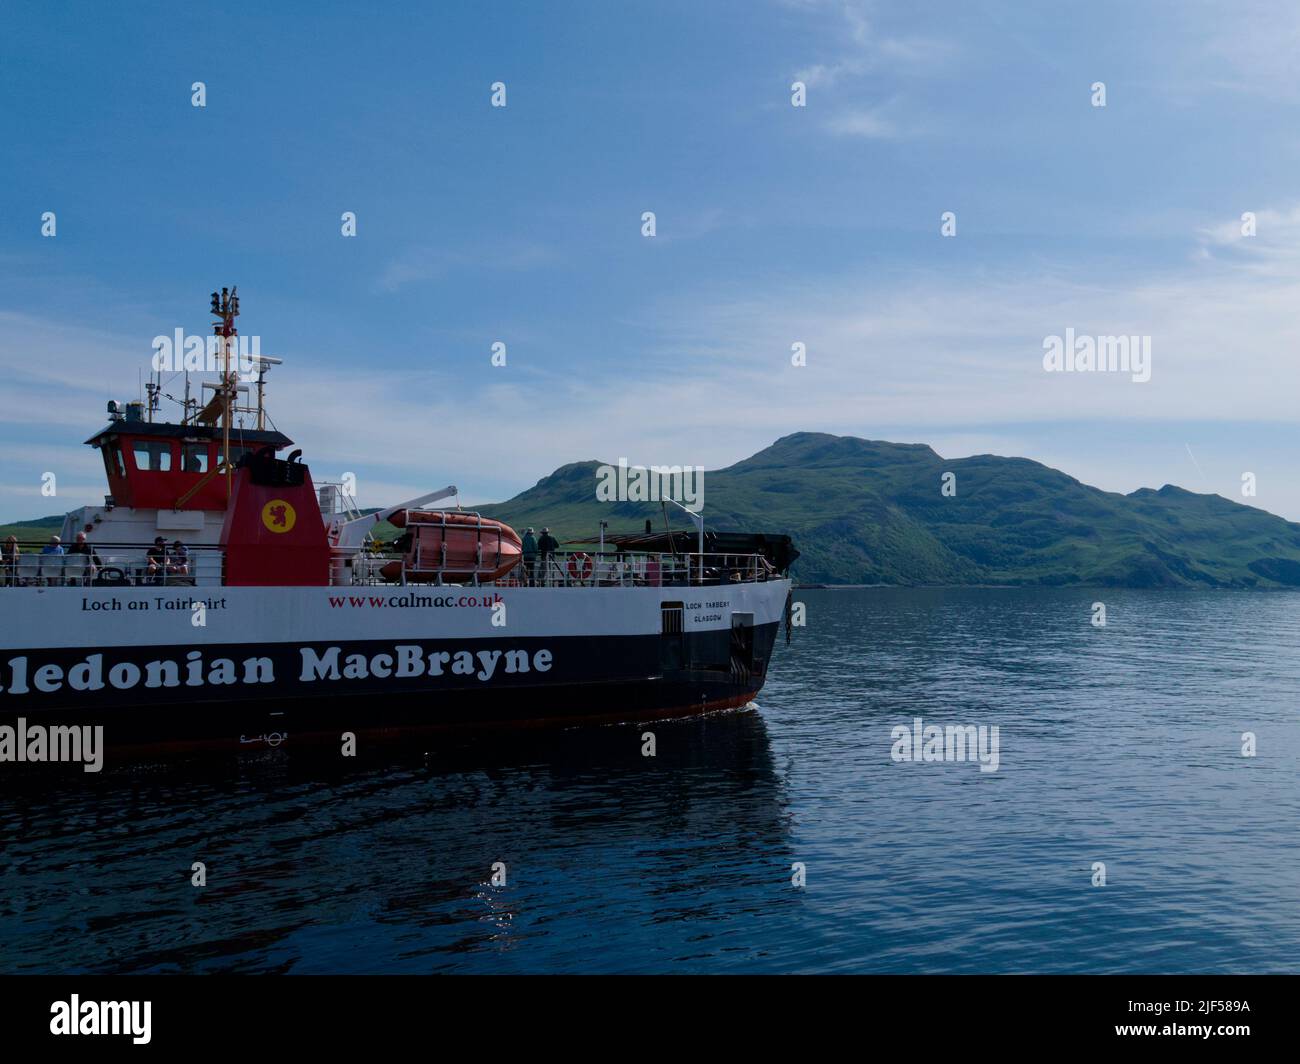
[2,588,1298,973]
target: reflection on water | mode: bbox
[2,588,1299,973]
[0,710,793,973]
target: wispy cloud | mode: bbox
[374,241,556,293]
[823,103,900,138]
[642,207,730,244]
[1193,0,1300,100]
[1195,205,1300,274]
[790,1,953,140]
[791,0,954,88]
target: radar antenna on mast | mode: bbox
[250,354,283,431]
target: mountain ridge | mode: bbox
[476,432,1300,588]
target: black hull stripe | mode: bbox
[0,625,780,750]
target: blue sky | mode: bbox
[2,0,1299,522]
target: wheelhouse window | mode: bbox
[224,445,254,469]
[132,440,173,472]
[101,441,126,477]
[181,443,209,473]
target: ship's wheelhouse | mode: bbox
[85,421,293,511]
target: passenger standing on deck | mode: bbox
[521,527,537,586]
[537,527,558,585]
[1,535,19,586]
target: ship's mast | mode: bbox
[145,373,160,423]
[210,286,240,498]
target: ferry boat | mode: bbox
[0,290,796,751]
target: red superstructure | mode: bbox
[220,451,330,586]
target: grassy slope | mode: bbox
[0,515,65,542]
[477,433,1300,588]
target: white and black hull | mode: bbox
[0,580,790,750]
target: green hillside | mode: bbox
[477,433,1300,588]
[0,515,64,542]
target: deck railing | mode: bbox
[336,548,779,589]
[1,541,779,590]
[0,541,225,588]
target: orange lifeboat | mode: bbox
[380,510,522,583]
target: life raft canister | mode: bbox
[379,509,523,584]
[567,552,593,583]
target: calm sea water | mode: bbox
[2,588,1299,974]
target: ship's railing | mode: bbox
[517,551,779,588]
[0,540,225,588]
[0,540,776,589]
[331,548,780,589]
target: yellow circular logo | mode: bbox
[261,499,297,534]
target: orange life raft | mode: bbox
[380,510,523,583]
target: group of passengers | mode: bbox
[146,536,190,584]
[1,532,190,586]
[519,527,559,586]
[1,531,101,586]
